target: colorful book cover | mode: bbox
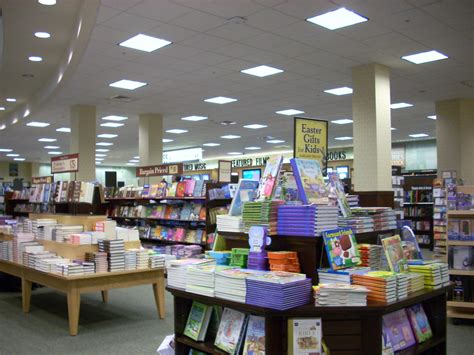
[406,304,433,343]
[381,235,408,273]
[243,315,265,355]
[287,318,322,355]
[256,155,283,201]
[290,158,328,205]
[149,184,158,197]
[164,205,173,219]
[168,182,178,197]
[328,172,351,217]
[229,179,260,216]
[207,306,223,338]
[214,308,247,354]
[193,180,205,197]
[199,207,207,221]
[183,301,212,341]
[185,180,196,197]
[322,228,361,270]
[382,326,395,355]
[382,309,416,351]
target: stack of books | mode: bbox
[12,232,35,263]
[247,250,268,271]
[81,261,95,274]
[56,263,84,276]
[149,254,165,269]
[216,215,244,233]
[313,283,369,306]
[167,259,215,289]
[242,201,283,235]
[407,261,450,289]
[358,244,383,269]
[35,257,67,273]
[124,250,137,270]
[406,272,425,294]
[136,249,149,269]
[338,215,374,233]
[183,245,203,258]
[98,239,125,272]
[230,248,249,268]
[352,271,398,303]
[277,205,339,237]
[31,219,58,240]
[186,264,234,297]
[267,251,300,273]
[85,252,108,273]
[317,266,370,285]
[207,250,231,265]
[215,268,260,303]
[369,208,398,231]
[396,273,409,299]
[347,195,359,208]
[53,225,84,242]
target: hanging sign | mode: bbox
[294,117,328,172]
[32,176,54,184]
[218,160,232,182]
[136,163,184,177]
[51,153,79,174]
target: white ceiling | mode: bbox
[0,0,473,165]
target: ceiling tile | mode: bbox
[96,5,122,24]
[179,33,234,50]
[171,0,265,17]
[128,0,193,22]
[158,44,204,59]
[187,51,233,65]
[206,23,266,41]
[101,12,162,33]
[100,0,143,11]
[147,23,199,42]
[170,11,227,32]
[245,8,300,31]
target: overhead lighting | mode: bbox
[38,0,56,5]
[0,149,13,152]
[95,162,102,165]
[14,158,26,161]
[203,143,220,147]
[427,115,437,120]
[276,109,304,116]
[133,156,140,159]
[97,134,118,138]
[48,151,63,155]
[0,125,5,130]
[35,32,51,39]
[166,129,188,134]
[181,115,208,122]
[38,138,56,142]
[96,142,114,146]
[100,122,124,128]
[221,135,241,139]
[240,65,284,77]
[12,118,18,125]
[409,133,429,138]
[26,121,50,127]
[306,7,368,30]
[102,115,128,121]
[402,50,448,64]
[6,154,19,157]
[119,34,172,52]
[267,139,285,144]
[6,98,16,102]
[56,127,71,132]
[324,87,353,96]
[244,124,267,129]
[0,107,5,110]
[126,163,136,166]
[162,138,174,143]
[245,147,261,150]
[331,119,353,125]
[96,149,109,152]
[390,102,413,109]
[109,79,147,90]
[95,154,107,157]
[228,152,243,155]
[334,136,353,140]
[391,127,397,131]
[95,158,105,161]
[204,96,237,104]
[44,146,60,149]
[129,159,140,163]
[28,56,43,62]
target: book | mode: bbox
[228,179,259,216]
[214,308,248,354]
[382,326,394,355]
[242,315,266,355]
[383,309,416,351]
[288,318,322,355]
[322,228,361,270]
[193,180,205,197]
[185,180,196,197]
[256,155,283,201]
[406,304,433,343]
[381,235,408,273]
[183,301,213,341]
[290,158,328,205]
[328,172,351,217]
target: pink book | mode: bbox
[185,180,196,197]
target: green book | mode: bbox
[183,301,213,341]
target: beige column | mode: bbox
[352,63,392,192]
[30,163,41,178]
[436,99,474,183]
[139,113,163,165]
[70,105,96,181]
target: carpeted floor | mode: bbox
[0,285,473,354]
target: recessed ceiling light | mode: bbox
[331,119,353,125]
[390,102,413,109]
[228,152,243,155]
[119,34,172,52]
[267,139,285,144]
[240,65,284,77]
[276,109,304,116]
[95,158,105,161]
[402,50,448,64]
[14,158,25,161]
[391,127,397,131]
[181,115,208,122]
[427,115,437,120]
[0,149,13,152]
[126,163,136,166]
[109,79,147,90]
[44,146,60,149]
[102,115,128,121]
[12,118,18,125]
[100,122,124,128]
[95,154,107,157]
[96,142,114,146]
[334,136,353,140]
[6,98,16,102]
[203,143,220,147]
[306,7,368,30]
[35,32,51,39]
[0,107,5,110]
[97,133,118,138]
[0,125,5,130]
[245,146,261,150]
[134,156,140,159]
[6,154,19,157]
[409,133,429,138]
[129,159,140,163]
[324,87,353,95]
[56,127,71,132]
[275,145,291,148]
[95,162,102,165]
[96,149,109,152]
[204,96,238,104]
[221,135,241,139]
[48,151,63,155]
[244,124,268,129]
[26,121,50,127]
[38,0,56,5]
[166,129,188,134]
[162,138,174,143]
[28,56,43,62]
[38,138,56,142]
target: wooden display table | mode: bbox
[167,285,452,355]
[0,260,165,336]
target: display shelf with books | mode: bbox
[392,174,405,219]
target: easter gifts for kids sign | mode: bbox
[294,117,328,174]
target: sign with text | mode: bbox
[51,153,79,174]
[218,160,232,183]
[294,117,328,172]
[163,147,202,163]
[136,163,184,177]
[32,176,54,184]
[184,162,207,171]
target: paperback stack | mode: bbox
[136,249,149,269]
[358,244,383,269]
[31,219,58,240]
[242,201,283,235]
[277,205,339,237]
[149,254,165,269]
[56,263,84,276]
[396,273,409,299]
[347,195,359,208]
[79,261,95,274]
[369,208,398,231]
[247,250,268,271]
[167,259,215,289]
[36,257,68,273]
[215,268,260,303]
[407,261,449,289]
[207,250,231,265]
[317,266,370,285]
[406,273,425,294]
[230,248,249,268]
[338,216,374,233]
[313,283,369,306]
[85,252,108,273]
[53,225,84,242]
[13,232,35,263]
[0,240,12,261]
[124,250,137,270]
[98,239,125,272]
[267,251,300,273]
[183,245,202,258]
[352,271,398,303]
[216,215,244,233]
[245,271,311,310]
[186,264,234,297]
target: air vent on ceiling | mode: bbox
[107,94,137,103]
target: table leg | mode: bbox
[67,290,81,336]
[153,276,165,319]
[21,278,32,313]
[101,290,109,303]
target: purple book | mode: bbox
[383,309,416,351]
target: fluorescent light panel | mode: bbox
[181,115,208,122]
[102,115,128,121]
[204,96,237,104]
[119,34,172,52]
[44,146,60,149]
[35,32,50,38]
[245,147,261,150]
[96,142,113,146]
[129,159,140,163]
[95,154,107,157]
[0,149,13,152]
[162,138,174,143]
[14,158,25,161]
[427,115,437,120]
[409,133,429,138]
[228,152,243,155]
[48,151,63,155]
[100,122,124,128]
[97,134,118,138]
[240,65,284,77]
[109,79,147,90]
[6,154,19,157]
[306,7,368,30]
[56,127,71,132]
[276,109,304,116]
[244,124,267,129]
[267,139,285,144]
[221,135,240,139]
[166,129,188,134]
[26,121,50,127]
[96,149,109,152]
[331,119,353,124]
[38,138,56,142]
[28,56,42,62]
[324,87,353,95]
[38,0,56,5]
[133,156,140,159]
[334,136,353,140]
[203,143,220,147]
[402,50,448,64]
[0,107,5,110]
[6,98,16,102]
[95,158,104,161]
[390,102,413,109]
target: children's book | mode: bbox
[229,179,260,216]
[193,180,205,197]
[242,315,266,355]
[176,182,186,197]
[287,318,322,355]
[290,158,328,205]
[185,180,196,197]
[183,301,213,341]
[256,155,283,201]
[207,306,223,338]
[328,172,351,217]
[168,182,178,197]
[322,228,361,270]
[214,308,248,354]
[382,309,416,351]
[381,235,408,273]
[406,304,433,343]
[382,326,395,355]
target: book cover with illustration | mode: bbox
[381,235,408,273]
[176,182,186,197]
[290,158,328,205]
[328,172,352,217]
[229,179,260,216]
[214,308,248,354]
[242,315,266,355]
[185,180,196,197]
[183,301,213,341]
[287,318,322,355]
[255,155,283,201]
[322,228,361,270]
[406,304,433,343]
[382,309,416,351]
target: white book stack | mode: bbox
[0,241,13,261]
[167,259,215,290]
[216,215,244,233]
[136,249,149,269]
[95,220,117,240]
[148,254,165,269]
[99,239,125,272]
[22,244,45,267]
[32,219,58,240]
[82,262,95,274]
[36,257,68,273]
[124,250,137,270]
[56,263,84,276]
[13,233,36,263]
[396,274,409,300]
[43,224,62,241]
[186,265,234,297]
[52,225,84,242]
[314,283,368,307]
[85,252,108,273]
[215,268,258,303]
[30,252,58,270]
